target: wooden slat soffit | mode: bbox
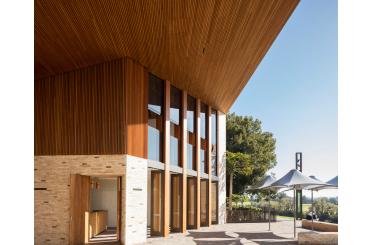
[35,0,299,112]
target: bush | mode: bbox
[314,198,338,223]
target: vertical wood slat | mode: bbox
[181,90,188,233]
[196,99,201,229]
[35,0,300,113]
[35,57,148,158]
[162,80,171,237]
[124,58,148,158]
[207,106,212,226]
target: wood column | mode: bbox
[162,80,171,237]
[207,106,212,226]
[195,99,201,229]
[181,90,188,233]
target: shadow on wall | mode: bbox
[218,151,227,223]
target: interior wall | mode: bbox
[91,178,118,227]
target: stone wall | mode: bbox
[217,112,227,224]
[123,155,148,245]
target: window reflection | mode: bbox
[170,86,181,166]
[148,74,164,162]
[187,96,196,170]
[200,103,207,174]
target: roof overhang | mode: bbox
[35,0,299,112]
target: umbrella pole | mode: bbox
[311,189,314,231]
[268,195,271,231]
[293,188,296,238]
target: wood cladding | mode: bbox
[124,59,148,158]
[35,58,148,157]
[35,0,299,113]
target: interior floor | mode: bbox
[89,227,118,244]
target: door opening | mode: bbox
[69,174,122,244]
[88,176,120,243]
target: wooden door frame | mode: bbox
[170,174,182,232]
[151,170,163,236]
[116,176,122,242]
[69,174,91,245]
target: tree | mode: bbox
[226,151,252,209]
[226,113,277,194]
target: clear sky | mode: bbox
[230,0,338,197]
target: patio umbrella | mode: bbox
[327,176,338,187]
[270,169,325,238]
[306,176,333,231]
[249,175,281,231]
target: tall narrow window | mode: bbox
[187,96,196,170]
[211,109,218,176]
[148,74,164,162]
[170,86,181,166]
[200,103,208,173]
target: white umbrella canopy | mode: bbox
[250,175,278,190]
[307,175,338,191]
[270,169,325,189]
[327,176,338,187]
[269,169,327,238]
[305,175,333,191]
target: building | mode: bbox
[34,1,299,244]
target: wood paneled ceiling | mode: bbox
[35,0,299,113]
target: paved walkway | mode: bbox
[141,218,310,245]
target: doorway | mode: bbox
[187,177,197,229]
[148,170,163,236]
[69,174,122,244]
[170,174,182,232]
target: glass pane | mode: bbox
[148,126,161,161]
[170,135,179,166]
[200,103,207,139]
[187,144,193,170]
[170,86,181,125]
[187,96,196,170]
[187,96,195,132]
[200,149,205,173]
[148,74,164,162]
[170,86,181,166]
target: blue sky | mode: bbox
[230,0,338,197]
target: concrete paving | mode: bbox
[141,218,311,245]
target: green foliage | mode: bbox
[226,113,277,193]
[226,152,253,176]
[314,197,338,223]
